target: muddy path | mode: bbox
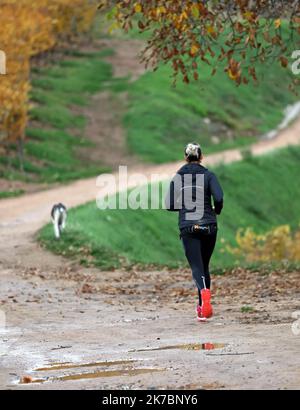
[1,117,300,390]
[1,37,300,389]
[1,261,299,390]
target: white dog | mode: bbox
[51,203,67,239]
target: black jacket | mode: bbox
[165,163,224,229]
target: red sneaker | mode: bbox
[201,289,213,319]
[196,304,207,322]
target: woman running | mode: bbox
[165,143,224,321]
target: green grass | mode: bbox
[1,49,122,183]
[0,189,24,199]
[108,19,298,163]
[123,61,297,163]
[39,145,300,270]
[89,20,299,165]
[241,306,254,313]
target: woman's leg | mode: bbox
[181,235,206,304]
[195,232,217,304]
[201,232,217,290]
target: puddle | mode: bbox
[131,343,226,352]
[35,359,138,372]
[19,343,225,385]
[20,368,164,384]
[19,358,164,385]
[42,362,72,368]
[55,367,164,382]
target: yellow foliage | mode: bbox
[227,225,300,263]
[191,5,200,19]
[274,19,281,29]
[206,25,215,35]
[134,3,142,13]
[190,43,200,56]
[0,0,98,144]
[156,6,166,17]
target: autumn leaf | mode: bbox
[191,5,199,18]
[134,3,142,13]
[243,11,255,22]
[207,25,215,35]
[190,43,200,56]
[227,59,241,82]
[228,68,239,81]
[274,19,281,29]
[156,6,166,16]
[279,56,288,68]
[183,74,190,83]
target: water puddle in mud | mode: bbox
[131,342,226,352]
[35,359,138,372]
[55,367,163,382]
[20,368,164,384]
[19,343,226,385]
[19,359,165,385]
[43,362,71,367]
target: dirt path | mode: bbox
[77,38,145,169]
[1,116,300,389]
[1,38,300,389]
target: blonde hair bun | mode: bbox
[185,143,201,160]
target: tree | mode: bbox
[0,0,98,170]
[99,0,300,87]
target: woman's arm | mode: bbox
[209,172,224,215]
[165,175,181,212]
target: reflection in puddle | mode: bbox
[20,368,164,384]
[45,362,71,367]
[131,343,226,352]
[56,368,163,382]
[19,342,225,385]
[36,359,138,372]
[19,358,165,385]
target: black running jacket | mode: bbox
[165,163,224,229]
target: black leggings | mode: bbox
[181,225,217,305]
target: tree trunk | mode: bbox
[4,139,13,170]
[17,137,25,174]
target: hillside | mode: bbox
[124,62,297,163]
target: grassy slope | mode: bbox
[111,21,298,163]
[1,49,116,184]
[39,146,300,270]
[123,62,297,163]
